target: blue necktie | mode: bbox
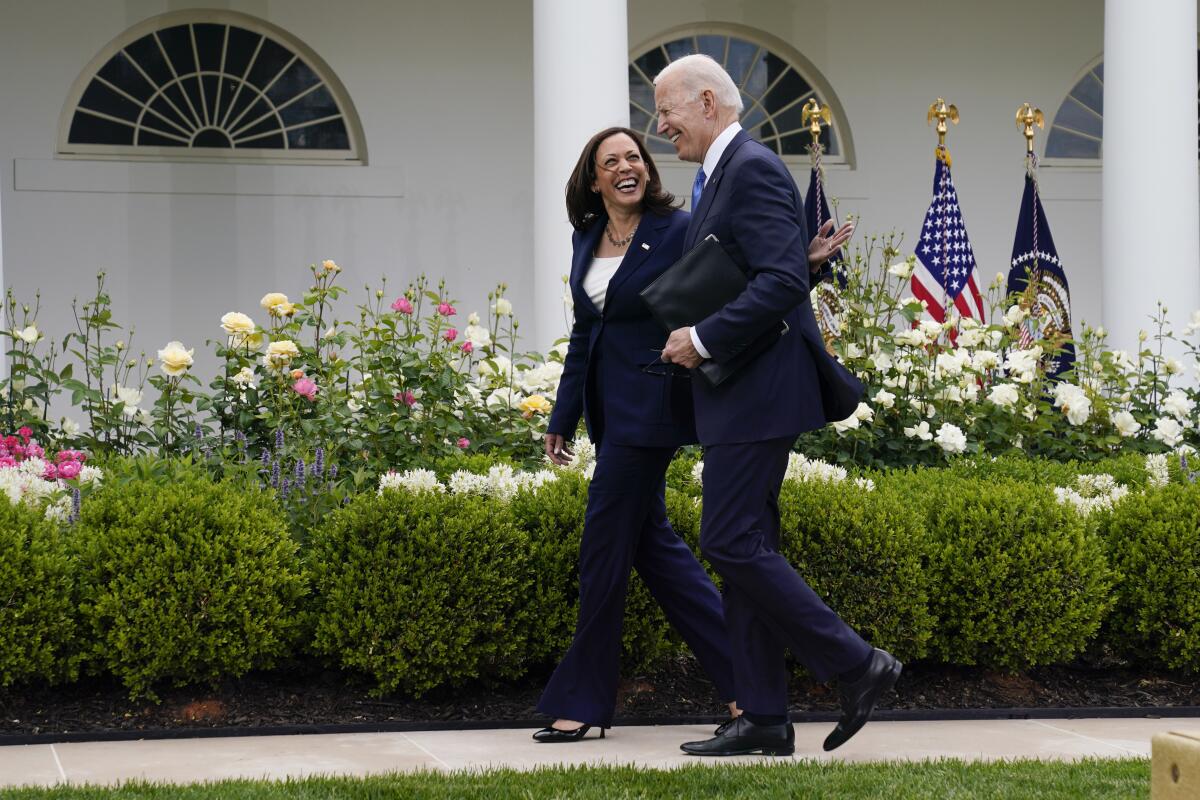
[691,167,707,210]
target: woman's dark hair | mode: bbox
[565,126,680,231]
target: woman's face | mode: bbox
[591,133,649,214]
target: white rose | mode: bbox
[973,350,1000,371]
[934,422,967,454]
[468,312,481,326]
[894,329,927,347]
[987,330,1004,347]
[936,352,964,377]
[108,385,144,417]
[477,354,513,380]
[1165,357,1185,376]
[844,343,865,359]
[887,261,913,279]
[1152,417,1185,447]
[493,297,513,316]
[987,383,1019,408]
[552,342,569,359]
[1023,404,1038,421]
[956,327,985,348]
[918,319,944,339]
[1003,304,1029,328]
[157,340,194,377]
[1110,410,1141,437]
[869,350,893,371]
[14,325,39,344]
[464,324,492,349]
[903,421,933,441]
[832,413,861,434]
[231,366,256,387]
[486,387,523,410]
[1184,310,1200,336]
[872,389,895,409]
[59,416,81,437]
[959,380,980,403]
[853,402,874,422]
[264,339,300,371]
[1162,391,1195,420]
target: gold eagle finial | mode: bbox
[1015,103,1045,155]
[801,99,832,150]
[927,98,959,148]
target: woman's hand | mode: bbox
[544,433,575,466]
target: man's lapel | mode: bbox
[684,129,753,249]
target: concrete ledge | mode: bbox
[1152,730,1200,799]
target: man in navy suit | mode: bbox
[656,54,902,756]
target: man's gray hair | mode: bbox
[655,54,744,115]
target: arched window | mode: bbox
[629,26,852,165]
[1046,51,1200,160]
[58,10,366,164]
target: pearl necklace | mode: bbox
[605,218,639,248]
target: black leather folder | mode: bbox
[639,235,788,386]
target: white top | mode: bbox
[583,255,623,312]
[689,121,744,359]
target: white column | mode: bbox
[1102,0,1200,357]
[533,0,629,351]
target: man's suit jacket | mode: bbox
[686,128,862,445]
[547,208,698,448]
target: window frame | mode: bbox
[57,9,367,165]
[629,22,855,168]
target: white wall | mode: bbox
[0,0,535,383]
[631,0,1110,330]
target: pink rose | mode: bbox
[457,437,470,449]
[443,327,458,343]
[391,297,414,315]
[396,390,417,407]
[26,443,44,459]
[292,377,319,401]
[42,462,58,480]
[57,460,81,480]
[17,426,32,440]
[436,301,456,317]
[0,456,16,468]
[461,341,473,354]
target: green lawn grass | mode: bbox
[1,758,1149,799]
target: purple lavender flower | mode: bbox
[271,460,281,490]
[295,458,307,492]
[329,464,339,481]
[275,428,285,452]
[313,447,325,478]
[260,449,271,467]
[194,424,203,440]
[69,487,81,524]
[281,477,292,500]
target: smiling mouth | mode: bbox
[616,178,638,193]
[669,133,681,144]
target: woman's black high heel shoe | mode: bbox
[532,723,606,743]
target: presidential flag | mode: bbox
[805,163,847,347]
[911,149,985,326]
[1007,172,1075,376]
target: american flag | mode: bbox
[911,150,985,326]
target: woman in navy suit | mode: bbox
[532,128,737,743]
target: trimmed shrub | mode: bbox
[1098,482,1200,671]
[513,473,704,674]
[778,480,934,664]
[942,452,1158,491]
[74,471,305,699]
[896,471,1114,670]
[309,490,533,696]
[0,501,80,686]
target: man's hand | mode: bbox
[662,327,703,369]
[808,219,855,272]
[544,433,574,466]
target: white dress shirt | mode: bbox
[689,122,743,360]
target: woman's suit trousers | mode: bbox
[536,440,736,727]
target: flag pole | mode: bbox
[802,99,832,228]
[927,98,959,322]
[1015,103,1045,333]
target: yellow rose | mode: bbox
[519,394,552,417]
[220,311,256,339]
[322,259,341,273]
[243,331,266,350]
[260,292,288,311]
[157,340,194,377]
[272,301,297,318]
[264,339,300,371]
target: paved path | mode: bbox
[2,717,1191,788]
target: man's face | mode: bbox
[655,75,709,163]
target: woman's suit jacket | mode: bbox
[547,208,697,448]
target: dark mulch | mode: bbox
[2,656,1198,738]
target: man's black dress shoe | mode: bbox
[681,714,795,756]
[822,648,903,752]
[532,724,605,743]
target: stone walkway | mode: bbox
[2,717,1190,788]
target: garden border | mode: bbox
[3,705,1199,747]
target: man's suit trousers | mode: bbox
[537,442,735,727]
[699,436,872,716]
